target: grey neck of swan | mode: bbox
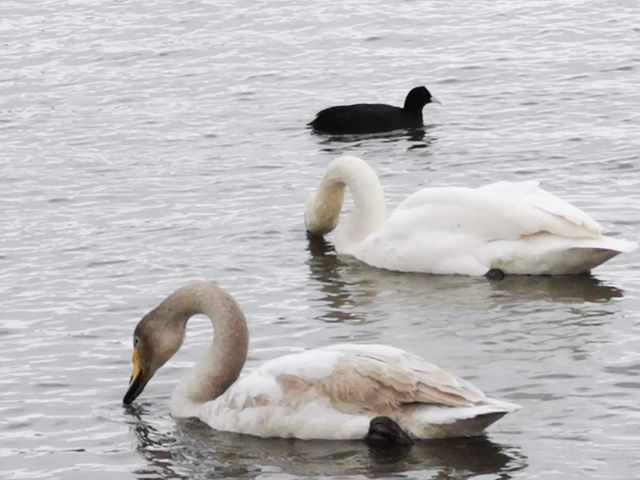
[171,283,249,407]
[306,158,386,246]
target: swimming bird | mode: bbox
[304,156,636,276]
[123,282,519,441]
[309,86,440,134]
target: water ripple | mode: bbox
[1,0,639,479]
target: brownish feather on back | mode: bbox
[276,352,480,417]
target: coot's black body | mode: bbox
[309,86,438,134]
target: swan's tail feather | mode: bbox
[552,235,636,273]
[562,247,625,273]
[405,398,520,439]
[497,233,635,275]
[431,411,509,438]
[590,236,637,254]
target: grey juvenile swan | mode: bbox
[123,282,519,441]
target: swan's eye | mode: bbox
[133,335,140,347]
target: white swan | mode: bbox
[304,156,636,276]
[123,282,519,441]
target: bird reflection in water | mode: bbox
[314,126,434,155]
[125,402,190,480]
[486,273,623,304]
[305,233,377,323]
[307,231,624,312]
[125,403,526,479]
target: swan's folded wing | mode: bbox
[392,182,603,242]
[479,180,602,237]
[276,346,485,415]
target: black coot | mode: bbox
[309,86,439,134]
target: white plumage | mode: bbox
[305,156,636,275]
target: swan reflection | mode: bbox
[306,234,624,320]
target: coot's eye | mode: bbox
[133,335,140,347]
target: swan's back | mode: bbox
[394,181,601,240]
[478,180,602,235]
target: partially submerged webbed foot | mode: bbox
[485,268,505,280]
[365,416,413,446]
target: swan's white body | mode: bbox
[172,343,518,440]
[125,283,519,440]
[305,156,636,275]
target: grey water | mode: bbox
[1,0,639,479]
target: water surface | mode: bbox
[1,1,639,479]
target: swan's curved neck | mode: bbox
[305,156,386,246]
[168,283,249,416]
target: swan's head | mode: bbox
[304,189,345,236]
[123,306,187,405]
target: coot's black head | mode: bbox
[403,86,439,112]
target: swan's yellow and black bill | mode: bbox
[123,349,148,405]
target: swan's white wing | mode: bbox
[478,180,602,235]
[394,181,602,242]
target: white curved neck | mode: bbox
[305,156,386,249]
[169,283,249,417]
